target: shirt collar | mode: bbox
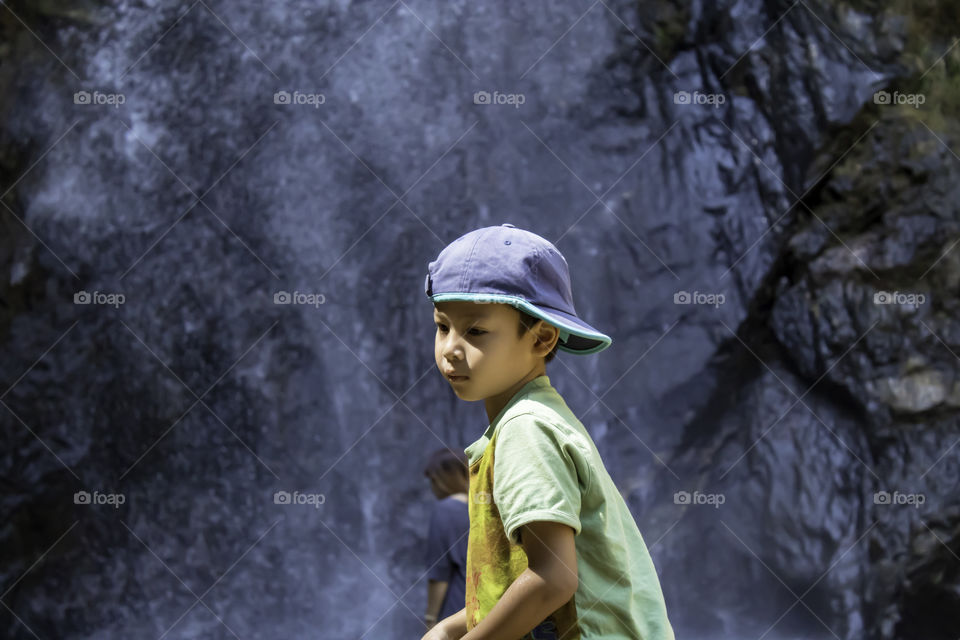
[486,374,551,431]
[464,375,553,466]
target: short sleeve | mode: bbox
[424,502,453,582]
[493,415,587,546]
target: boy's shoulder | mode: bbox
[495,387,593,455]
[467,377,591,466]
[501,380,576,427]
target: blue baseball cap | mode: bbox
[424,223,612,355]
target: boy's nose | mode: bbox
[442,343,464,362]
[439,333,462,357]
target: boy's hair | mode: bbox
[423,448,469,497]
[516,307,559,364]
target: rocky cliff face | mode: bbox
[1,1,957,638]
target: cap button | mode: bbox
[501,223,515,228]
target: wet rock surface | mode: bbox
[1,1,957,638]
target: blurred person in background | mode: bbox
[422,447,470,631]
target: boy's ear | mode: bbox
[532,321,560,355]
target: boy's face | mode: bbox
[433,300,554,404]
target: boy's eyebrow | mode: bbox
[433,309,488,320]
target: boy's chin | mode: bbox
[449,382,478,400]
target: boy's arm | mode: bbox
[462,520,578,640]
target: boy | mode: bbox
[420,224,676,640]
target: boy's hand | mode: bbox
[420,626,449,640]
[421,607,467,640]
[419,620,456,640]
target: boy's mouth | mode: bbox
[445,373,469,382]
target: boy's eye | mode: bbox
[435,323,485,336]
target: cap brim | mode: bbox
[429,293,612,355]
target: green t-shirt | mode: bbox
[463,375,675,640]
